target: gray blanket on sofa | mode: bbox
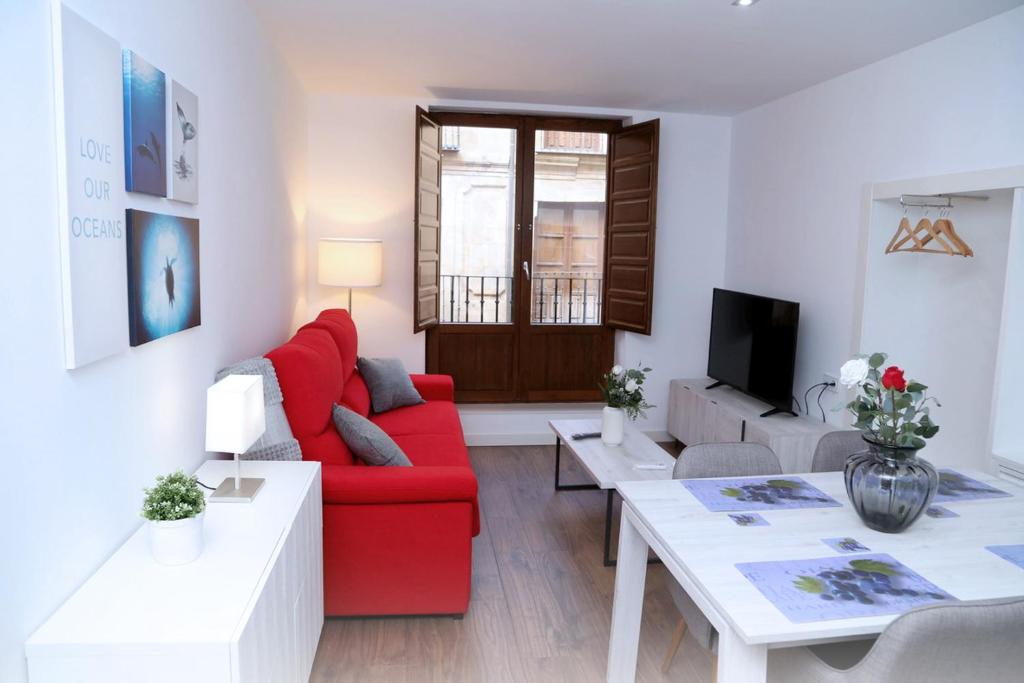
[215,357,301,461]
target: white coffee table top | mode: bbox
[549,418,676,489]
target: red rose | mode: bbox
[881,366,907,392]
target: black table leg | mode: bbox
[602,489,663,568]
[553,437,599,492]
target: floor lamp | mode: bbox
[317,237,383,314]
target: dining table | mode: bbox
[605,469,1024,682]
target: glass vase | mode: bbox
[844,436,938,533]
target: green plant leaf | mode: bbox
[793,576,825,594]
[906,382,927,393]
[849,559,899,576]
[765,479,801,489]
[720,487,743,498]
[868,353,886,369]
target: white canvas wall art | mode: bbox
[170,80,198,203]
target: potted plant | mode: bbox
[840,352,941,533]
[142,470,206,565]
[599,364,654,445]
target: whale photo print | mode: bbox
[122,50,167,196]
[126,209,201,346]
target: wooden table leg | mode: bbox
[716,626,767,683]
[606,510,649,682]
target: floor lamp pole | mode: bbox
[347,287,352,313]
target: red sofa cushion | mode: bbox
[409,374,454,402]
[339,370,371,417]
[393,433,471,468]
[266,327,354,466]
[301,309,359,382]
[370,401,463,438]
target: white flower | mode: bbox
[611,365,624,376]
[625,379,638,392]
[840,358,870,388]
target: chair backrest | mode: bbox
[847,597,1024,682]
[811,431,866,473]
[673,442,782,479]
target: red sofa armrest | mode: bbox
[322,464,477,506]
[410,373,454,402]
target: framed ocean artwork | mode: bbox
[170,80,198,203]
[122,49,167,196]
[126,210,201,346]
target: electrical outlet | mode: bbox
[822,373,839,393]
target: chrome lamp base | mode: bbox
[209,477,265,503]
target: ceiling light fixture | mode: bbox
[732,0,759,7]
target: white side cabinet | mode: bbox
[668,379,835,472]
[26,461,323,683]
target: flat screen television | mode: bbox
[707,288,800,417]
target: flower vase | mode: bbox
[601,406,625,445]
[148,512,205,565]
[844,437,938,533]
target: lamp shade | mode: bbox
[205,374,266,454]
[318,238,383,288]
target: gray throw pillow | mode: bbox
[332,404,412,467]
[357,357,425,413]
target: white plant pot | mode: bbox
[601,406,625,445]
[148,512,204,566]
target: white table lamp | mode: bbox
[205,374,266,502]
[317,237,383,313]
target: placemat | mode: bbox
[935,470,1011,503]
[736,553,955,623]
[682,476,842,512]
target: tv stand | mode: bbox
[759,407,798,418]
[668,379,834,472]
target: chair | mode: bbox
[662,443,783,676]
[767,597,1024,682]
[811,430,866,473]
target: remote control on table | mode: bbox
[571,432,602,440]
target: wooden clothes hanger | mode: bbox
[885,207,974,257]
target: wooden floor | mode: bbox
[311,444,714,683]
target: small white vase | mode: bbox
[601,406,625,445]
[148,512,204,566]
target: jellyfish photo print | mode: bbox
[126,210,201,346]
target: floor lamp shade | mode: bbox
[318,238,383,288]
[205,374,266,454]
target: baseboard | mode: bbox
[464,429,672,447]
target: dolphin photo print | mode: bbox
[122,50,167,196]
[126,210,200,346]
[170,81,198,203]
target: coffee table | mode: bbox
[549,418,676,565]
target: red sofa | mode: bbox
[266,309,479,616]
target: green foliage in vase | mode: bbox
[141,470,206,521]
[839,352,941,449]
[599,363,654,420]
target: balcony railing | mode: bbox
[440,273,603,325]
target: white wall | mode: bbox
[0,2,307,682]
[725,7,1024,429]
[306,95,732,439]
[860,192,1014,470]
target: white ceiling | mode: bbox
[250,0,1023,115]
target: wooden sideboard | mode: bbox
[668,378,836,472]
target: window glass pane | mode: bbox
[439,126,517,324]
[531,130,607,325]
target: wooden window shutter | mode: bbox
[603,119,659,335]
[414,107,441,331]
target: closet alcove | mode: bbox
[853,166,1024,479]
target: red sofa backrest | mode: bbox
[266,309,371,466]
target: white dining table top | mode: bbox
[616,469,1024,646]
